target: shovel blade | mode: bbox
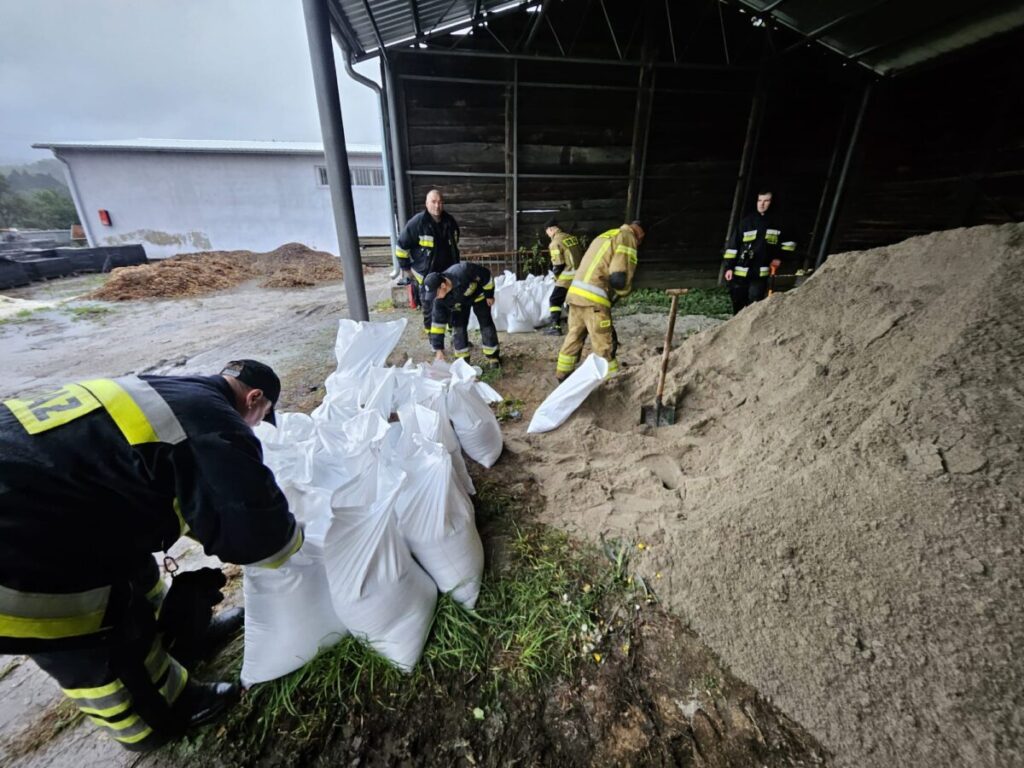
[641,404,676,427]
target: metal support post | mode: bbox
[383,58,411,229]
[302,0,368,320]
[513,60,519,254]
[815,81,872,269]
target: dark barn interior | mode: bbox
[326,0,1024,286]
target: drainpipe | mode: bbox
[342,54,401,277]
[52,152,95,247]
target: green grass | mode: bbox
[615,287,731,317]
[373,298,395,312]
[494,398,524,422]
[63,304,113,321]
[478,363,503,385]
[0,308,42,325]
[174,480,641,763]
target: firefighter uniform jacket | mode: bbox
[723,213,796,279]
[567,225,639,309]
[428,262,495,351]
[0,374,302,651]
[396,210,461,285]
[548,229,584,287]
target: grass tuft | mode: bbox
[615,287,731,317]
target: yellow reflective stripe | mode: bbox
[482,281,494,291]
[88,713,154,744]
[482,346,498,354]
[599,319,612,328]
[429,325,446,334]
[568,285,611,308]
[742,232,756,242]
[78,379,158,445]
[583,240,612,284]
[159,659,188,705]
[172,498,189,537]
[0,610,106,640]
[550,306,562,313]
[395,247,409,257]
[614,245,637,257]
[145,576,167,605]
[453,350,471,359]
[474,294,485,302]
[599,229,620,238]
[759,267,770,276]
[549,246,560,257]
[79,698,131,718]
[723,250,737,259]
[734,266,749,277]
[781,241,796,251]
[3,383,103,435]
[253,525,305,569]
[411,269,424,284]
[418,238,434,247]
[144,637,170,681]
[114,724,155,745]
[556,353,577,372]
[64,679,125,701]
[606,360,620,376]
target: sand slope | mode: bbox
[519,223,1024,767]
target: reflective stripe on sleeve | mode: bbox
[0,583,110,640]
[734,266,749,277]
[429,325,446,335]
[723,249,737,260]
[782,241,796,252]
[395,247,409,258]
[251,524,305,569]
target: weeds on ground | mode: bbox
[615,287,731,317]
[494,398,524,422]
[0,699,83,761]
[63,304,113,321]
[0,308,41,325]
[174,480,641,764]
[373,298,395,312]
[478,364,503,385]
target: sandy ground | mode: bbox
[513,223,1024,768]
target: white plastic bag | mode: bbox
[394,438,483,608]
[527,353,609,434]
[323,465,437,671]
[333,318,407,377]
[241,540,347,686]
[447,363,503,467]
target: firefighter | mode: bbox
[395,189,461,332]
[722,190,796,314]
[555,222,644,381]
[0,360,303,752]
[539,218,584,336]
[423,262,500,365]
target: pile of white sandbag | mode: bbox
[469,271,555,333]
[241,318,503,686]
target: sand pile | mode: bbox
[90,242,343,300]
[518,223,1024,767]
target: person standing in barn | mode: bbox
[0,360,303,752]
[395,189,461,332]
[538,218,585,336]
[722,190,796,314]
[555,222,644,381]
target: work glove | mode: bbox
[158,568,227,663]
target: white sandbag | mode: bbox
[333,318,407,377]
[310,411,389,500]
[399,397,475,496]
[324,465,436,671]
[241,540,347,686]
[255,414,317,487]
[506,293,536,333]
[312,373,363,423]
[527,353,610,434]
[447,364,503,468]
[360,366,397,419]
[393,438,483,608]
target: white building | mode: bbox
[33,139,391,259]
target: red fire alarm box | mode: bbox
[98,209,112,226]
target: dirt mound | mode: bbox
[518,223,1024,767]
[89,243,343,300]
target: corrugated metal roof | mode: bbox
[31,139,382,155]
[737,0,1024,75]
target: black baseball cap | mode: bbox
[543,217,559,228]
[221,359,280,425]
[422,272,443,298]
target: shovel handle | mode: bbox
[656,293,681,401]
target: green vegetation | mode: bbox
[615,287,732,317]
[64,304,113,321]
[494,398,524,422]
[0,308,42,325]
[373,298,395,312]
[0,174,78,229]
[175,480,644,763]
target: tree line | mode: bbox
[0,173,79,230]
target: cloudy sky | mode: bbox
[0,0,382,165]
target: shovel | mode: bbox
[641,288,688,427]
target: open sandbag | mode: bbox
[333,318,407,377]
[527,354,609,434]
[446,361,503,467]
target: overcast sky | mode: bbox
[0,0,382,165]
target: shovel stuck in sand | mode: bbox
[641,288,688,427]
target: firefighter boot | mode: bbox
[176,681,242,728]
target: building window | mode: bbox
[315,164,383,187]
[351,166,385,187]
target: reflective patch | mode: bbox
[759,267,770,277]
[723,250,737,260]
[563,235,579,248]
[782,241,796,251]
[464,282,478,296]
[0,583,110,640]
[598,319,612,329]
[3,383,102,435]
[742,231,757,242]
[734,266,750,277]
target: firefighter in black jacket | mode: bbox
[396,189,461,331]
[0,360,303,752]
[423,262,500,365]
[723,190,796,314]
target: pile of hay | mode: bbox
[90,243,343,300]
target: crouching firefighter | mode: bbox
[555,221,644,381]
[539,218,584,336]
[0,360,304,752]
[423,262,500,365]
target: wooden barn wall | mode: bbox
[833,39,1024,253]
